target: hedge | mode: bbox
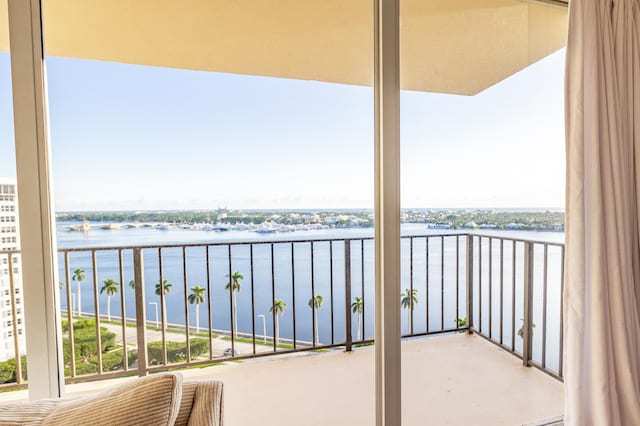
[62,320,116,362]
[0,356,27,385]
[65,349,137,377]
[147,338,209,365]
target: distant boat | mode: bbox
[426,223,451,229]
[256,222,276,233]
[101,223,121,230]
[213,223,230,232]
[69,220,91,233]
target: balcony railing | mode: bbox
[0,232,564,391]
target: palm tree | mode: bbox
[351,296,364,341]
[128,280,135,291]
[72,268,85,317]
[225,272,243,337]
[188,285,206,334]
[100,279,119,322]
[155,279,172,330]
[401,288,419,331]
[308,295,324,345]
[269,299,287,345]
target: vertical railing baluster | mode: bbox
[64,252,75,378]
[360,240,365,340]
[426,237,430,332]
[345,240,352,351]
[310,241,316,347]
[511,241,516,352]
[559,246,565,378]
[227,245,235,356]
[8,252,22,383]
[522,242,534,367]
[440,236,444,331]
[91,250,103,374]
[182,247,191,363]
[542,244,548,369]
[205,246,213,360]
[466,235,473,333]
[479,237,483,334]
[329,241,335,345]
[118,249,128,371]
[158,248,167,366]
[499,239,504,345]
[133,248,148,377]
[455,236,459,328]
[250,244,256,355]
[489,237,493,339]
[270,243,276,352]
[291,243,296,349]
[409,237,414,335]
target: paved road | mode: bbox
[98,322,283,358]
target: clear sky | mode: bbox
[0,49,565,212]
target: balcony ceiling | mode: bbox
[0,0,566,95]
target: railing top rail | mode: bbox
[468,233,565,248]
[0,250,21,255]
[55,231,563,252]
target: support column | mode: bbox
[374,0,401,425]
[8,0,64,399]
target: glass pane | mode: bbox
[399,0,567,423]
[0,0,27,388]
[42,0,374,419]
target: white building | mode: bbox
[0,179,26,362]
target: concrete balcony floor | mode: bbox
[0,334,563,425]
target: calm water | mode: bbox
[56,223,564,372]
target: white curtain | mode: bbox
[565,0,640,424]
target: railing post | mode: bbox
[522,242,534,367]
[133,248,148,376]
[345,240,352,352]
[466,235,474,334]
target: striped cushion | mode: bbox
[42,373,182,426]
[175,380,224,426]
[0,400,64,426]
[187,380,224,426]
[174,381,197,426]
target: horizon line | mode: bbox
[55,207,566,214]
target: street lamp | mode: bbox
[257,314,266,344]
[149,302,159,329]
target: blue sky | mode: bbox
[0,49,565,211]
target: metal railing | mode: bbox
[467,235,565,380]
[0,232,565,391]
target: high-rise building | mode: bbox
[0,178,25,362]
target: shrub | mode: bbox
[147,338,209,365]
[64,350,137,377]
[63,322,116,362]
[0,356,27,384]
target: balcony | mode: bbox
[0,232,564,424]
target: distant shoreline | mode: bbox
[56,208,565,233]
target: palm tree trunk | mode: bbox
[314,308,319,345]
[77,283,82,317]
[275,315,279,346]
[408,309,411,332]
[195,304,200,334]
[357,312,361,341]
[233,292,238,338]
[162,300,167,331]
[107,295,111,322]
